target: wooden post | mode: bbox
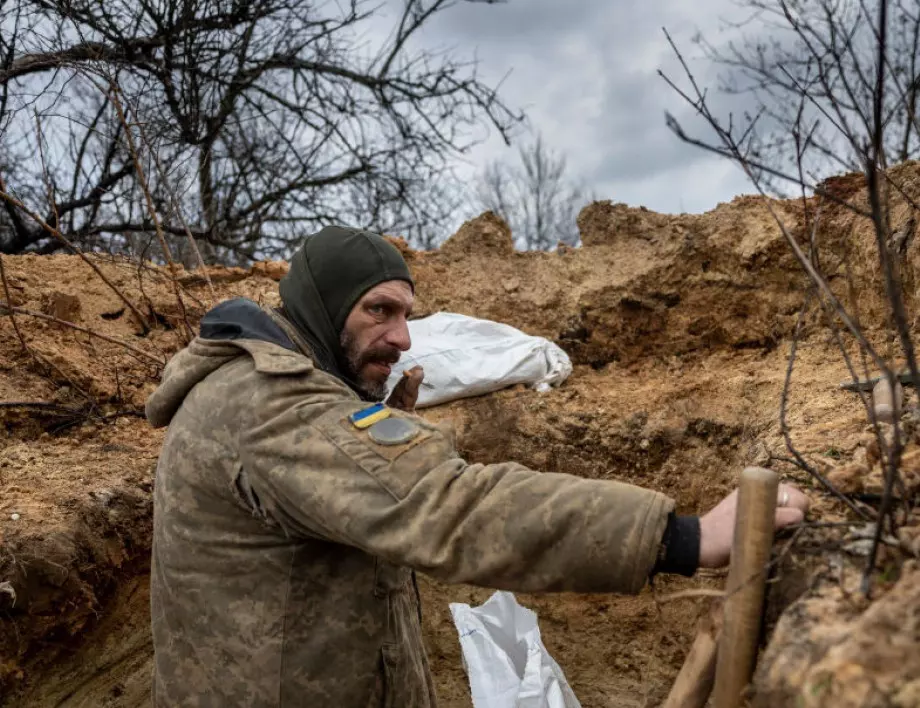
[662,601,723,708]
[712,466,779,708]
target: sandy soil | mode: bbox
[2,166,920,706]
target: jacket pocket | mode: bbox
[380,639,432,708]
[381,643,401,708]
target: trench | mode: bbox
[2,336,859,708]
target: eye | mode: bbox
[368,304,386,316]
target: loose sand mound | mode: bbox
[2,164,920,706]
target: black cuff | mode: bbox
[652,514,700,578]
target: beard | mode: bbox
[340,329,401,401]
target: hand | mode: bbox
[386,366,424,412]
[698,483,810,569]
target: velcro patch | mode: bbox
[336,417,433,462]
[368,417,419,446]
[349,403,390,430]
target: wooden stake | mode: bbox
[662,600,723,708]
[712,466,779,708]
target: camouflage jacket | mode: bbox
[145,299,676,707]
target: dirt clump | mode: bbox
[2,165,920,706]
[438,211,514,259]
[756,558,920,707]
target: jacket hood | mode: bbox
[145,299,313,428]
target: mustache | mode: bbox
[356,345,401,368]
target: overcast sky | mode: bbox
[376,0,761,219]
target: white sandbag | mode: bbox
[387,312,572,408]
[449,591,581,708]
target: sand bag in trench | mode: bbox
[449,591,581,708]
[386,312,572,408]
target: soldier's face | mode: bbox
[340,280,414,400]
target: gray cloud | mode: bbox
[397,0,766,217]
[426,0,608,42]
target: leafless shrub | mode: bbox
[663,0,920,591]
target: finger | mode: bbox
[386,379,409,410]
[404,366,424,382]
[774,506,805,528]
[777,484,810,512]
[403,368,423,398]
[387,376,407,400]
[404,366,424,388]
[776,484,789,507]
[404,377,421,402]
[790,488,810,512]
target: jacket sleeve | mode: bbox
[239,388,676,595]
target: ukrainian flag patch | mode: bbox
[349,403,391,429]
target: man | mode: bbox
[146,226,808,707]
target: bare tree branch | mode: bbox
[0,0,523,259]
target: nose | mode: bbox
[385,316,412,352]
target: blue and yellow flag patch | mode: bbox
[348,403,391,430]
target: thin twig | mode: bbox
[862,0,910,594]
[87,252,206,308]
[0,302,165,366]
[33,110,60,232]
[839,371,919,391]
[657,526,808,611]
[790,520,868,529]
[114,365,122,404]
[656,589,726,604]
[131,108,217,305]
[107,82,194,342]
[0,254,31,359]
[835,252,909,517]
[883,171,920,219]
[0,401,144,424]
[0,401,83,416]
[780,289,871,519]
